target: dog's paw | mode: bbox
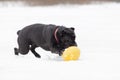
[59,53,63,56]
[14,48,19,55]
[35,54,41,58]
[59,50,64,56]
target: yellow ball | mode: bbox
[62,46,80,61]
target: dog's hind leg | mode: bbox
[16,37,30,55]
[30,44,41,58]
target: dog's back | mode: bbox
[17,24,57,50]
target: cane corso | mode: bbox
[14,23,77,58]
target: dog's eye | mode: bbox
[72,35,75,39]
[66,39,71,42]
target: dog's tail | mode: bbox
[17,30,21,35]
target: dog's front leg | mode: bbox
[30,45,41,58]
[58,49,64,56]
[50,47,63,56]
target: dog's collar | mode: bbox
[54,28,59,43]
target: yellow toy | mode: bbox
[62,46,80,61]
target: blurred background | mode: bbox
[0,0,120,6]
[0,0,120,80]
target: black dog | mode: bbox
[14,23,77,58]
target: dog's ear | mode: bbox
[70,27,75,31]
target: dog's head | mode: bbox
[57,27,77,49]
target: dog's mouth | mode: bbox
[64,43,77,49]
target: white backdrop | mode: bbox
[0,3,120,80]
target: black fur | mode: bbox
[14,23,77,58]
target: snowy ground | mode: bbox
[0,3,120,80]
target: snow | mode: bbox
[0,3,120,80]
